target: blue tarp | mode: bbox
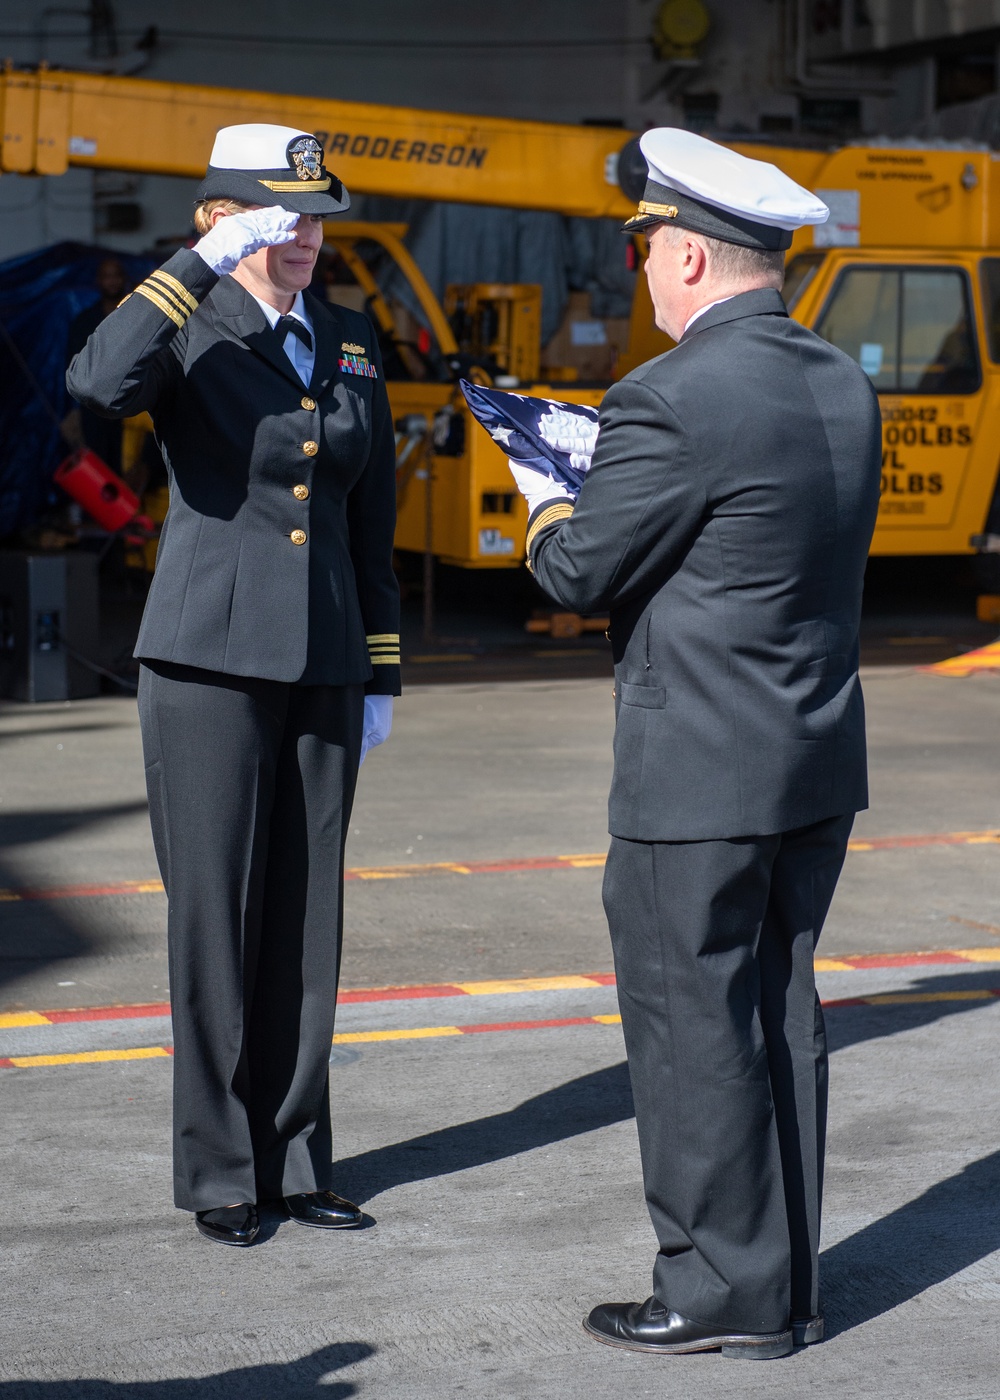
[0,242,154,538]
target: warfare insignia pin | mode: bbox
[341,342,366,354]
[288,135,324,182]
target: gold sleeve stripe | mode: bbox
[526,501,575,554]
[144,277,194,322]
[148,270,199,314]
[366,633,400,644]
[370,655,401,665]
[116,293,132,308]
[134,283,186,329]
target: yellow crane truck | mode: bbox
[1,66,999,590]
[732,141,1000,594]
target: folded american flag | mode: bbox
[459,379,599,500]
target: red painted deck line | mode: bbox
[829,951,968,968]
[44,1002,172,1023]
[823,990,1000,1009]
[0,878,165,903]
[1,829,997,907]
[847,831,1000,851]
[4,990,999,1069]
[460,1016,598,1034]
[338,984,464,1004]
[6,948,999,1029]
[344,853,609,880]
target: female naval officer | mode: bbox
[67,124,400,1247]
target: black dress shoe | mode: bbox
[792,1314,824,1345]
[584,1296,792,1359]
[283,1190,363,1229]
[195,1203,259,1247]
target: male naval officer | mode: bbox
[67,125,399,1247]
[509,129,882,1357]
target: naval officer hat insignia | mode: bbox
[288,135,323,182]
[196,124,351,215]
[623,128,828,251]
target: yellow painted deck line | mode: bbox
[6,983,1000,1071]
[455,975,603,995]
[3,945,999,1025]
[846,831,1000,850]
[333,1026,463,1044]
[0,1011,49,1028]
[8,1046,170,1068]
[3,829,1000,907]
[864,990,995,1005]
[7,949,1000,1035]
[925,640,1000,676]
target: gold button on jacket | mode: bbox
[290,529,307,546]
[301,396,316,411]
[303,440,318,456]
[293,484,310,500]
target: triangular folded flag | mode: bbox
[460,379,599,500]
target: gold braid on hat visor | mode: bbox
[624,199,680,229]
[258,176,332,192]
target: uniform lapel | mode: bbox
[211,275,306,391]
[306,292,342,396]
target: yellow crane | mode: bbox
[3,65,1000,594]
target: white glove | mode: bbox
[537,404,599,476]
[507,460,575,516]
[194,206,300,276]
[359,695,393,766]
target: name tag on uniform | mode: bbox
[339,341,377,378]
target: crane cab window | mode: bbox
[782,251,825,312]
[978,259,1000,361]
[816,266,979,394]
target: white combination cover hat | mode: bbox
[196,123,350,215]
[624,128,828,250]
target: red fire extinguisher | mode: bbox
[54,448,155,539]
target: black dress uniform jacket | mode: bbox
[67,247,398,1214]
[528,288,882,1333]
[67,248,400,692]
[527,289,882,839]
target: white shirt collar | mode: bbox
[248,289,315,386]
[683,295,735,336]
[249,288,312,330]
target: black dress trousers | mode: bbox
[138,660,364,1212]
[602,813,853,1334]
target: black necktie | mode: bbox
[275,315,313,352]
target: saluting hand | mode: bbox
[194,206,301,276]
